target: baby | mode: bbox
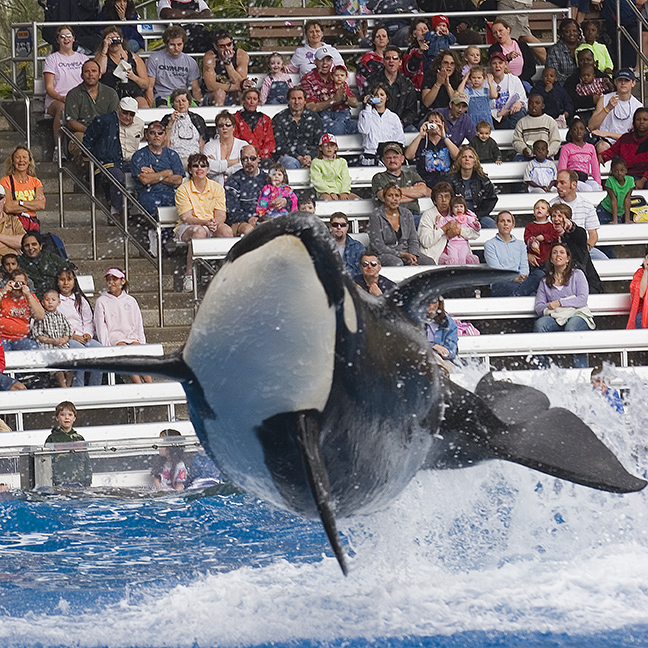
[437,196,481,265]
[424,15,457,69]
[575,64,615,98]
[524,198,560,268]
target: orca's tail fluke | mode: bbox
[428,373,647,494]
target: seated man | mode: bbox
[0,269,45,351]
[484,211,543,296]
[203,29,252,106]
[437,92,476,147]
[224,145,266,236]
[146,25,202,107]
[353,250,396,296]
[329,212,365,276]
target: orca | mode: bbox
[53,213,646,575]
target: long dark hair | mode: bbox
[430,297,449,328]
[430,49,462,84]
[57,267,91,316]
[152,429,186,489]
[545,243,574,287]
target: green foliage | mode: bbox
[0,0,44,62]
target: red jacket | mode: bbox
[627,267,648,329]
[601,131,648,180]
[233,111,275,160]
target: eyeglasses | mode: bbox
[241,156,258,162]
[330,222,347,228]
[361,261,379,268]
[217,122,233,128]
[384,55,400,61]
[192,162,209,168]
[149,129,165,136]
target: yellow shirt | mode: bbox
[174,178,226,230]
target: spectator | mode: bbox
[495,0,546,63]
[94,26,149,109]
[627,251,648,328]
[152,429,187,491]
[564,48,611,123]
[358,84,405,165]
[402,18,431,90]
[42,0,100,56]
[310,134,360,200]
[437,195,480,265]
[558,117,602,192]
[0,187,26,257]
[260,53,292,105]
[530,67,574,127]
[156,0,212,53]
[83,97,144,219]
[324,64,359,136]
[298,194,316,213]
[485,211,543,296]
[272,87,324,170]
[488,18,538,91]
[512,94,561,160]
[371,142,430,218]
[437,92,476,147]
[525,198,560,270]
[256,163,298,222]
[224,145,265,235]
[489,52,527,130]
[524,140,558,194]
[20,233,68,299]
[175,153,231,292]
[461,45,482,77]
[45,402,93,488]
[596,157,635,225]
[0,254,34,293]
[302,47,337,114]
[146,26,201,107]
[468,121,502,164]
[545,18,581,85]
[405,111,459,189]
[576,21,613,76]
[203,29,252,106]
[425,297,458,369]
[599,107,648,188]
[161,88,208,165]
[0,146,45,233]
[421,49,462,112]
[0,269,44,351]
[56,267,103,388]
[447,145,497,228]
[423,16,457,68]
[533,242,593,368]
[130,121,185,234]
[590,365,625,413]
[43,26,88,147]
[233,88,276,164]
[287,20,344,78]
[589,69,642,154]
[98,0,144,52]
[574,65,615,103]
[328,212,365,276]
[94,268,151,383]
[357,25,389,93]
[65,60,120,170]
[353,250,396,295]
[457,66,498,127]
[369,183,434,266]
[204,110,246,186]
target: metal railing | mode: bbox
[0,65,31,148]
[56,125,166,326]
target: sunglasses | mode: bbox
[241,156,258,162]
[361,261,379,268]
[217,122,233,128]
[192,162,209,168]
[384,55,400,61]
[149,129,165,135]
[330,222,347,228]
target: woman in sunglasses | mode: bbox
[174,153,232,292]
[203,110,246,186]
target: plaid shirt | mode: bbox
[301,70,336,104]
[31,311,72,348]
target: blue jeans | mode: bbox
[278,155,302,170]
[0,337,38,351]
[496,108,527,130]
[320,109,358,136]
[533,314,590,368]
[68,338,104,387]
[480,216,497,229]
[491,268,543,296]
[0,372,18,391]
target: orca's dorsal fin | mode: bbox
[387,267,517,324]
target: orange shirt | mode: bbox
[0,175,43,219]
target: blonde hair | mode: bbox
[448,145,488,178]
[4,146,36,177]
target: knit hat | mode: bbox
[432,15,450,30]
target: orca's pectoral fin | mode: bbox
[296,412,349,576]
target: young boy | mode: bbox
[0,254,35,293]
[530,66,574,128]
[324,64,359,136]
[298,194,316,213]
[424,15,457,68]
[597,156,635,224]
[575,64,615,99]
[512,93,562,160]
[577,22,613,76]
[44,401,93,488]
[468,121,502,164]
[524,140,558,193]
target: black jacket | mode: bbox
[448,172,498,222]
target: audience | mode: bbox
[530,66,574,127]
[425,297,458,372]
[421,50,463,112]
[20,233,68,299]
[233,88,276,164]
[0,187,26,257]
[156,0,212,53]
[488,18,538,90]
[627,251,648,329]
[545,18,581,85]
[202,29,251,106]
[353,250,396,295]
[489,52,528,130]
[512,94,562,160]
[437,195,480,265]
[160,88,208,165]
[564,48,610,123]
[525,198,560,271]
[152,428,187,491]
[358,84,405,165]
[260,52,292,105]
[329,212,365,276]
[324,64,359,135]
[204,110,246,185]
[98,0,144,53]
[402,18,431,90]
[577,21,613,76]
[0,268,44,351]
[224,145,265,235]
[302,47,338,114]
[558,117,602,191]
[596,156,634,224]
[256,163,298,221]
[357,25,389,93]
[437,92,476,148]
[288,21,343,78]
[310,134,359,200]
[468,121,502,164]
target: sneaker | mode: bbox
[182,274,193,292]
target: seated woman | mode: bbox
[20,233,68,299]
[204,111,246,186]
[534,242,594,368]
[358,84,405,165]
[402,18,431,91]
[287,20,344,78]
[627,251,648,329]
[160,88,208,166]
[420,50,463,113]
[545,18,581,85]
[175,153,232,292]
[488,19,538,91]
[357,25,389,93]
[98,0,144,52]
[405,111,459,189]
[447,145,497,228]
[425,297,458,373]
[369,182,434,266]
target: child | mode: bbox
[322,64,359,136]
[44,401,93,488]
[298,194,316,213]
[597,156,635,224]
[437,196,481,265]
[530,66,574,128]
[152,429,187,492]
[461,45,481,77]
[524,140,558,193]
[423,15,457,69]
[256,163,298,221]
[575,64,615,100]
[94,267,152,384]
[259,52,292,105]
[468,121,502,164]
[458,66,498,127]
[0,253,35,292]
[524,198,560,269]
[310,133,360,200]
[578,22,613,76]
[558,117,602,191]
[590,365,625,413]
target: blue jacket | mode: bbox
[425,315,458,360]
[84,112,124,167]
[342,235,366,277]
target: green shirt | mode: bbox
[65,83,120,128]
[600,175,634,213]
[371,167,426,215]
[45,425,93,487]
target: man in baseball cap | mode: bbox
[436,91,476,146]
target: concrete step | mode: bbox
[142,306,194,328]
[145,326,191,349]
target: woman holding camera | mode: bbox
[94,25,149,108]
[405,110,459,188]
[357,83,405,165]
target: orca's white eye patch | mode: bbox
[343,286,357,333]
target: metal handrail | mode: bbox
[0,68,31,148]
[57,125,165,326]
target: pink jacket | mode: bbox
[93,291,146,346]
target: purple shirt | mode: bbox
[437,107,476,147]
[535,269,589,315]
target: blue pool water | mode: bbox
[1,368,647,647]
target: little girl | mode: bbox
[93,267,151,383]
[461,45,481,77]
[558,117,602,191]
[310,133,360,200]
[458,66,498,126]
[259,52,292,105]
[152,429,187,492]
[524,198,560,268]
[437,196,481,265]
[256,163,298,221]
[597,156,635,224]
